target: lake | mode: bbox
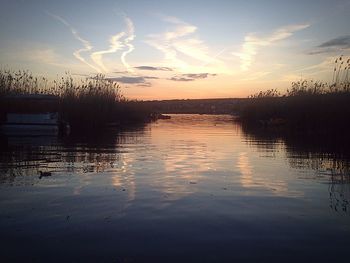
[0,114,349,262]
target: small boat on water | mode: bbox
[157,114,171,120]
[2,112,61,134]
[0,94,69,135]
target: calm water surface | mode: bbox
[0,114,349,262]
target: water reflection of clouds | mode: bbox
[2,114,349,217]
[237,152,254,187]
[148,116,241,200]
[237,152,302,197]
[159,140,209,198]
[111,153,136,202]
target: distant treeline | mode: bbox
[140,98,241,114]
[0,70,155,131]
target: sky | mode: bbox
[1,0,350,100]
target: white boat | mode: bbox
[0,94,68,135]
[1,112,60,135]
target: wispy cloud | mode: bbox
[15,46,91,72]
[145,17,191,70]
[143,76,159,79]
[241,71,271,81]
[319,35,350,48]
[309,35,350,55]
[234,24,310,71]
[105,75,156,86]
[106,76,145,84]
[146,16,227,73]
[280,55,342,82]
[294,55,339,76]
[169,73,216,81]
[182,73,216,79]
[169,76,194,82]
[121,16,135,72]
[137,83,152,87]
[90,15,135,73]
[112,69,130,73]
[134,65,173,71]
[48,12,136,73]
[46,11,102,73]
[90,32,125,72]
[24,48,62,66]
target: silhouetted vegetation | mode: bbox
[140,98,239,114]
[234,56,350,134]
[0,69,155,131]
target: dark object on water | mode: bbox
[39,171,52,179]
[158,114,171,120]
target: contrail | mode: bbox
[201,48,227,67]
[121,16,135,72]
[91,32,125,72]
[46,11,102,73]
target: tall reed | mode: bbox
[0,69,153,130]
[234,56,350,133]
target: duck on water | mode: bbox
[39,171,52,179]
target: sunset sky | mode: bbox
[1,0,350,99]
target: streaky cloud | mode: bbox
[309,35,350,55]
[137,83,152,87]
[143,76,159,79]
[134,66,173,71]
[121,16,135,72]
[90,15,135,73]
[112,70,129,74]
[318,35,350,48]
[105,75,155,86]
[182,73,216,79]
[91,32,125,72]
[169,77,194,82]
[145,15,227,73]
[106,76,145,84]
[201,48,227,67]
[169,72,216,81]
[294,55,340,74]
[46,11,102,73]
[233,23,310,71]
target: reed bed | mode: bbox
[234,56,350,134]
[0,70,154,130]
